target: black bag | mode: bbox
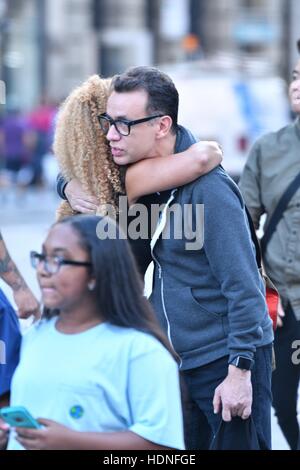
[261,171,300,257]
[209,417,260,450]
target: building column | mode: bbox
[289,0,300,70]
[96,0,152,76]
[1,0,40,110]
[46,0,97,102]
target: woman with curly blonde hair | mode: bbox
[54,75,124,220]
[55,74,222,221]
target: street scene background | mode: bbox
[1,0,300,450]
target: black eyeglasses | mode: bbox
[98,113,164,136]
[30,251,92,275]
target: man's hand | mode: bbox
[65,179,99,214]
[189,141,223,173]
[15,419,74,450]
[213,365,252,422]
[0,419,9,450]
[13,286,40,320]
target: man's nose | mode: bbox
[106,124,121,141]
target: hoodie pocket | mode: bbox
[163,287,226,354]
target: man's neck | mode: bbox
[151,133,177,159]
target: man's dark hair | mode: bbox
[112,66,179,134]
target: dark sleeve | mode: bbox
[0,290,21,395]
[56,173,68,200]
[192,172,269,363]
[239,141,265,230]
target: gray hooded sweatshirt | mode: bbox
[147,126,273,370]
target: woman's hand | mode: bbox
[0,419,9,450]
[187,141,223,172]
[65,178,99,214]
[15,419,74,450]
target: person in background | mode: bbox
[239,46,300,450]
[0,231,40,405]
[1,215,184,450]
[0,232,40,319]
[0,109,33,184]
[27,98,57,186]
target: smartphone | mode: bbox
[0,406,41,429]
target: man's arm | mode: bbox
[195,174,268,363]
[0,232,40,319]
[193,171,270,421]
[56,174,99,214]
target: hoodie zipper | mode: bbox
[150,189,183,368]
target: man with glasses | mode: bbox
[98,113,165,137]
[239,42,300,450]
[56,66,273,449]
[96,66,273,450]
[56,75,222,276]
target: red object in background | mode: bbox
[237,135,249,153]
[28,105,56,133]
[266,285,279,331]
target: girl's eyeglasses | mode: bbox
[30,251,92,275]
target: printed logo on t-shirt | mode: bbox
[70,405,84,419]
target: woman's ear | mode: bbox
[156,115,173,139]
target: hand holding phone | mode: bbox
[0,418,9,449]
[0,406,41,429]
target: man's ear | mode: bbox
[156,115,173,139]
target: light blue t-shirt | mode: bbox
[7,317,184,450]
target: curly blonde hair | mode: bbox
[54,75,124,220]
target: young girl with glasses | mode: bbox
[1,215,184,450]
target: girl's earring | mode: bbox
[88,281,96,291]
